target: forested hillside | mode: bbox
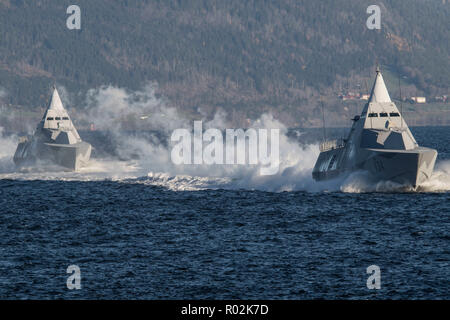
[0,0,449,127]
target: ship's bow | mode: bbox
[366,147,437,187]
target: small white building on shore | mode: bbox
[410,96,426,104]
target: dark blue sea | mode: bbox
[0,126,448,299]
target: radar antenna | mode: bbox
[320,99,326,142]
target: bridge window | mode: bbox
[390,112,400,117]
[46,117,54,120]
[368,113,378,117]
[380,113,388,117]
[55,117,61,120]
[63,117,69,120]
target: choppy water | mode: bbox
[0,126,449,299]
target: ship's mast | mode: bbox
[398,75,403,128]
[365,78,372,129]
[320,99,326,141]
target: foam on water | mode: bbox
[1,127,449,193]
[418,160,450,192]
[339,161,450,193]
[3,144,449,193]
[0,127,18,174]
[1,84,449,193]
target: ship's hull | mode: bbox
[313,69,438,188]
[312,147,344,181]
[362,147,437,187]
[312,147,437,188]
[14,138,91,171]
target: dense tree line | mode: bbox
[0,0,448,126]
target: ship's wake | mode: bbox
[0,84,449,193]
[2,143,449,193]
[339,161,450,193]
[417,161,450,192]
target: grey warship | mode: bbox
[13,87,91,171]
[312,68,437,188]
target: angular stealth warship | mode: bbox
[14,87,91,170]
[312,68,437,188]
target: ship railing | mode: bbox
[319,138,345,152]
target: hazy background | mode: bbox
[0,0,449,129]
